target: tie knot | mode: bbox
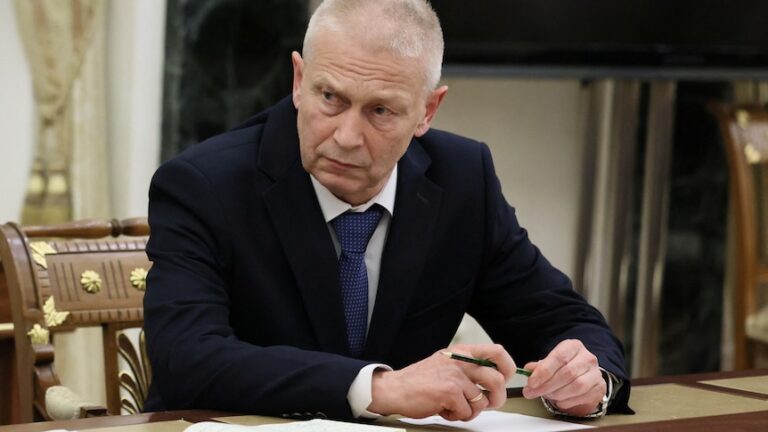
[331,205,384,253]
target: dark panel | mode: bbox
[433,1,768,68]
[161,0,308,160]
[657,83,729,374]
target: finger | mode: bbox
[524,361,539,370]
[525,359,593,399]
[440,390,488,422]
[466,388,490,420]
[547,380,605,415]
[444,344,513,409]
[461,364,507,409]
[527,340,581,390]
[436,387,473,421]
[525,341,595,399]
[544,367,603,402]
[450,343,517,381]
[537,349,598,398]
[440,370,485,421]
[458,380,487,419]
[438,394,473,422]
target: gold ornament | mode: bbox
[81,270,102,294]
[744,143,761,164]
[130,268,148,291]
[736,109,750,128]
[29,241,57,269]
[43,296,69,327]
[27,324,50,345]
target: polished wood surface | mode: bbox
[0,370,765,432]
[22,217,149,239]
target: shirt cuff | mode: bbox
[347,363,393,418]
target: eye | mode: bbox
[322,91,336,103]
[372,106,393,117]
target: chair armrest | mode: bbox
[45,385,106,420]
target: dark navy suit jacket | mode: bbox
[143,97,630,419]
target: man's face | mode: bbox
[291,31,446,205]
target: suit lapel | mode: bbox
[258,98,349,355]
[256,98,444,359]
[365,141,443,360]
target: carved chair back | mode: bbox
[712,104,768,369]
[0,218,151,422]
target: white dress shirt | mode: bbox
[309,168,398,418]
[310,167,618,419]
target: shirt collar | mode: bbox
[310,166,397,222]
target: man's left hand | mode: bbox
[521,339,606,417]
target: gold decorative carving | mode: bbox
[118,330,152,414]
[745,143,761,164]
[29,241,57,269]
[43,296,69,327]
[80,270,102,294]
[130,268,148,291]
[736,109,750,128]
[27,324,50,345]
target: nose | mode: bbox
[333,109,365,149]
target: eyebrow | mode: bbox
[312,74,412,112]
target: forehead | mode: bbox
[304,31,426,102]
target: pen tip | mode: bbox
[440,351,452,357]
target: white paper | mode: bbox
[185,420,405,432]
[400,410,593,432]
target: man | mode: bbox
[144,0,631,422]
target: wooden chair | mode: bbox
[0,280,16,425]
[0,218,151,422]
[711,104,768,369]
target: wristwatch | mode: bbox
[540,367,619,419]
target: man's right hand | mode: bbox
[367,344,516,421]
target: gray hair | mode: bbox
[302,0,444,90]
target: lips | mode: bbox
[324,156,360,170]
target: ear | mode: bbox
[291,51,305,109]
[414,85,448,137]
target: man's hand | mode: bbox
[522,339,606,417]
[368,344,515,421]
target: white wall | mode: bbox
[0,0,34,223]
[107,0,166,218]
[433,77,588,277]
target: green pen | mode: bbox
[441,351,532,377]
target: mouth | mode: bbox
[324,156,360,170]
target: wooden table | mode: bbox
[0,369,766,432]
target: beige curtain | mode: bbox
[14,0,110,224]
[14,0,110,406]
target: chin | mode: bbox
[316,174,354,196]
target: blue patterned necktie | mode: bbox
[331,205,384,357]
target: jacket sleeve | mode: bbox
[143,157,369,419]
[468,143,632,414]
